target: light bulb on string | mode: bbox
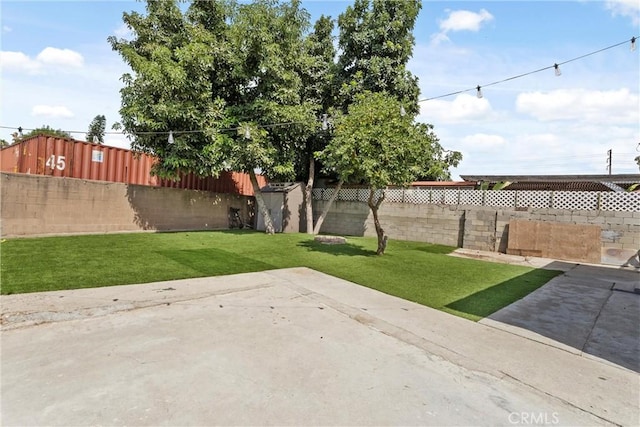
[400,105,406,116]
[168,131,174,145]
[631,37,637,52]
[476,85,483,99]
[554,63,561,76]
[244,125,251,139]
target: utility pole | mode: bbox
[606,149,612,175]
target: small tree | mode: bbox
[318,92,459,255]
[312,0,423,235]
[86,115,106,144]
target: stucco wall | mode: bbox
[1,173,253,238]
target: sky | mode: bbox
[1,0,639,180]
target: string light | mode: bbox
[167,131,174,144]
[399,105,406,116]
[1,36,637,138]
[419,36,638,102]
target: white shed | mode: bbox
[256,182,305,233]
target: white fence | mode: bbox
[312,188,640,212]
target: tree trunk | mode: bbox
[368,188,387,255]
[304,157,315,234]
[312,180,344,235]
[249,169,275,235]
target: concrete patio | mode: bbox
[1,267,638,426]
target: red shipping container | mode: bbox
[0,135,266,196]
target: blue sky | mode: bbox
[1,1,639,179]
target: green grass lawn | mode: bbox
[0,231,561,321]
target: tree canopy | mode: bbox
[336,0,421,114]
[86,115,106,144]
[22,126,73,140]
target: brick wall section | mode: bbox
[1,173,253,237]
[313,199,639,266]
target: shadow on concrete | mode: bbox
[297,240,376,257]
[458,261,640,372]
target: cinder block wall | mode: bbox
[314,200,465,247]
[1,173,253,237]
[313,199,639,266]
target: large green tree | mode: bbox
[318,92,459,255]
[109,0,317,234]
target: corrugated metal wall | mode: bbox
[0,135,266,196]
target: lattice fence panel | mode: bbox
[312,188,639,212]
[385,189,404,203]
[401,189,430,204]
[458,190,484,206]
[485,190,516,207]
[335,188,357,201]
[442,190,458,205]
[600,192,640,212]
[516,191,551,209]
[312,188,327,200]
[429,189,445,204]
[552,191,598,210]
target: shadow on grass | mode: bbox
[156,247,277,276]
[412,244,456,255]
[297,240,376,257]
[445,268,562,319]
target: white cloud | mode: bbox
[36,47,84,68]
[31,105,75,119]
[605,0,640,24]
[431,9,494,45]
[3,25,12,33]
[419,93,494,124]
[1,47,84,75]
[0,51,41,73]
[439,9,494,33]
[516,88,639,124]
